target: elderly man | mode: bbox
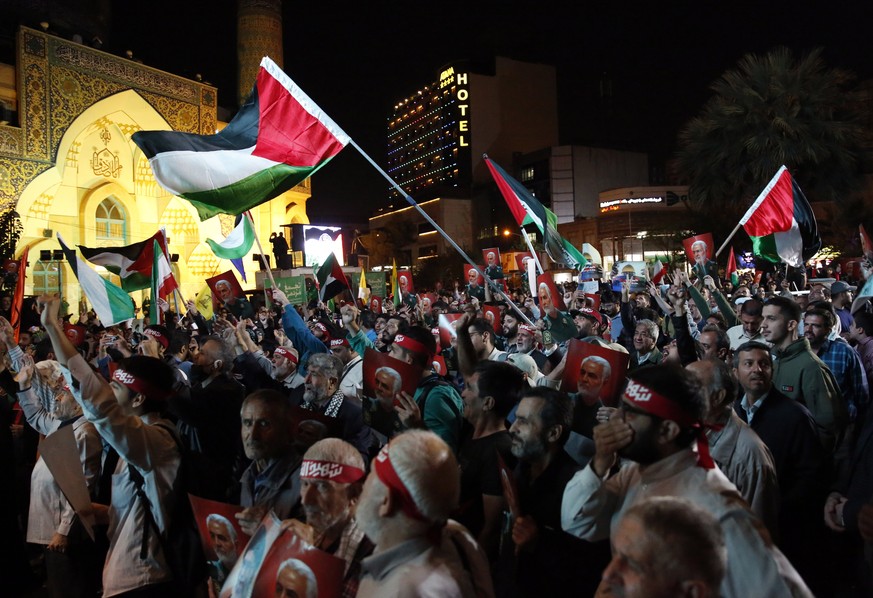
[205,513,239,592]
[509,323,549,371]
[570,354,614,447]
[274,558,318,598]
[629,319,663,370]
[505,387,610,597]
[280,438,374,598]
[599,497,727,598]
[271,346,305,389]
[691,239,719,283]
[215,278,254,320]
[600,496,727,597]
[356,431,493,597]
[298,352,371,460]
[561,365,812,598]
[762,296,846,451]
[686,358,779,537]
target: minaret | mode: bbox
[237,0,283,107]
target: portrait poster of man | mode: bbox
[206,270,246,310]
[419,292,437,313]
[536,273,566,312]
[584,293,601,311]
[437,312,464,349]
[514,252,533,272]
[432,353,448,376]
[289,405,341,442]
[463,264,485,287]
[559,338,630,406]
[482,247,504,279]
[683,232,718,281]
[368,295,382,314]
[254,527,345,598]
[220,511,283,598]
[397,270,414,295]
[362,348,422,407]
[190,495,246,591]
[482,304,501,333]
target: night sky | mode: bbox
[16,1,873,227]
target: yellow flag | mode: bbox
[358,268,370,301]
[391,259,400,307]
[195,284,214,320]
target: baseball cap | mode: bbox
[830,281,856,295]
[506,353,544,387]
[734,296,752,306]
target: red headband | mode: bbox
[623,379,715,469]
[300,459,365,484]
[392,334,430,358]
[112,368,170,400]
[373,444,428,521]
[518,324,537,336]
[330,337,350,349]
[143,328,169,349]
[273,347,298,364]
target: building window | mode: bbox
[33,261,60,295]
[96,197,127,241]
[520,166,535,182]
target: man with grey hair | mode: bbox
[686,358,780,538]
[356,430,493,597]
[205,513,239,591]
[280,438,373,598]
[600,496,727,597]
[274,557,318,598]
[629,319,662,370]
[214,278,254,320]
[299,352,372,460]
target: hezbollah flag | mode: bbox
[315,251,350,303]
[132,57,350,221]
[194,284,214,320]
[391,258,400,308]
[58,234,135,326]
[484,155,586,270]
[739,166,821,268]
[78,229,170,292]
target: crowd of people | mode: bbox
[2,256,873,597]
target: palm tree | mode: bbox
[676,47,864,244]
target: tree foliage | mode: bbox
[676,47,863,237]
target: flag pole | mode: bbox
[349,139,536,328]
[244,211,279,294]
[520,227,545,274]
[715,222,743,258]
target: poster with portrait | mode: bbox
[254,525,345,598]
[683,233,718,282]
[514,252,533,272]
[583,293,601,311]
[482,247,505,280]
[220,511,283,598]
[535,273,566,312]
[289,404,341,442]
[368,295,383,314]
[206,270,245,310]
[559,338,630,406]
[189,495,247,588]
[419,292,437,313]
[482,304,501,333]
[432,353,448,376]
[463,264,485,287]
[438,312,464,349]
[396,270,414,295]
[362,348,423,407]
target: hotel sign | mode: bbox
[439,66,470,147]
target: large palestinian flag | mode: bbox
[132,57,350,221]
[78,230,171,292]
[739,166,821,268]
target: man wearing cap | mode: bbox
[329,336,364,403]
[561,364,813,598]
[280,438,374,598]
[356,430,493,598]
[726,298,767,351]
[831,280,857,340]
[571,307,603,340]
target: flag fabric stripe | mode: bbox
[206,213,257,259]
[651,260,665,284]
[10,248,28,342]
[727,247,739,287]
[133,56,349,221]
[740,166,821,268]
[391,259,400,308]
[316,252,350,303]
[58,234,134,326]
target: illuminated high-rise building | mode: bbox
[386,57,559,202]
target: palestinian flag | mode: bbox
[149,239,178,325]
[207,212,256,259]
[316,252,349,303]
[78,230,170,292]
[132,57,350,221]
[58,234,135,326]
[739,166,821,268]
[727,247,739,287]
[485,155,586,270]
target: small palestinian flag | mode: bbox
[316,252,350,303]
